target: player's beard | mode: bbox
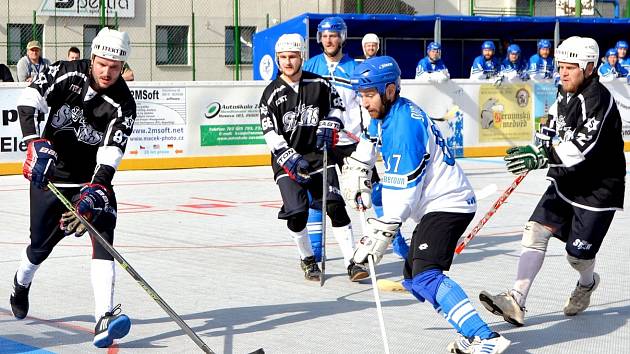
[324,45,341,58]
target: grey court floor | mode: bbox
[0,156,628,354]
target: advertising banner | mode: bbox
[38,0,135,18]
[0,87,30,162]
[126,86,187,158]
[478,83,533,143]
[533,82,557,131]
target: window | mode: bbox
[7,24,44,65]
[156,26,189,65]
[225,26,255,65]
[83,25,100,59]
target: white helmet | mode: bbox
[275,33,305,57]
[362,33,380,51]
[91,27,131,62]
[555,36,599,70]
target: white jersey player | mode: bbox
[342,56,510,354]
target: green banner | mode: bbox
[200,124,265,146]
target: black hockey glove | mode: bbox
[75,184,117,231]
[23,139,57,189]
[276,147,311,184]
[315,117,343,151]
[504,145,548,175]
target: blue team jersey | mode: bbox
[415,57,449,77]
[303,53,363,145]
[598,62,629,79]
[528,54,554,78]
[470,55,501,79]
[618,57,630,72]
[500,58,528,75]
[367,97,476,222]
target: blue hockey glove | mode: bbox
[519,71,530,81]
[276,147,311,184]
[315,117,343,151]
[22,139,57,189]
[76,184,117,231]
[504,145,548,175]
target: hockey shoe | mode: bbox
[447,334,474,354]
[564,272,600,316]
[347,262,369,282]
[300,256,321,281]
[479,290,525,326]
[93,304,131,348]
[469,333,510,354]
[9,274,31,320]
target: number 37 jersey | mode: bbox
[371,97,476,223]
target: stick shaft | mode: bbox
[47,183,215,354]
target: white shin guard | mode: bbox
[16,248,40,286]
[332,225,355,267]
[91,259,115,321]
[288,228,314,260]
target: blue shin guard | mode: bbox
[307,208,323,262]
[411,269,493,339]
[373,183,409,259]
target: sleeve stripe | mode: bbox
[43,71,88,100]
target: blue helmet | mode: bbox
[606,48,618,58]
[507,44,521,56]
[481,41,495,51]
[427,41,441,53]
[537,39,551,49]
[351,56,401,95]
[616,40,628,49]
[317,16,347,44]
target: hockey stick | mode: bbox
[454,172,527,254]
[320,148,328,287]
[47,183,215,354]
[359,203,391,354]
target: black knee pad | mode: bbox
[327,202,351,227]
[287,212,308,232]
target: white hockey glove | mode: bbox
[340,156,373,210]
[60,211,87,237]
[353,218,402,265]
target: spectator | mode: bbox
[598,48,628,82]
[470,40,501,81]
[1,63,14,82]
[615,40,630,72]
[499,44,529,83]
[121,62,134,81]
[356,33,380,62]
[67,46,81,61]
[16,41,51,83]
[415,41,450,83]
[528,39,555,81]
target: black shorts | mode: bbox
[403,211,475,279]
[529,185,616,259]
[28,185,117,264]
[276,164,345,219]
[333,143,381,184]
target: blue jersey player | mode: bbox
[499,44,529,82]
[303,16,409,262]
[615,40,630,72]
[346,56,510,353]
[598,48,628,82]
[528,39,555,81]
[470,40,501,81]
[415,42,450,83]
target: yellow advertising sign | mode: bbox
[478,84,533,143]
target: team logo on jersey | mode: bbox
[50,104,103,145]
[281,104,319,132]
[204,102,221,119]
[418,243,428,251]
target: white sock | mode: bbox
[511,248,545,308]
[288,228,314,259]
[578,260,596,287]
[332,225,355,268]
[16,248,40,286]
[91,259,115,322]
